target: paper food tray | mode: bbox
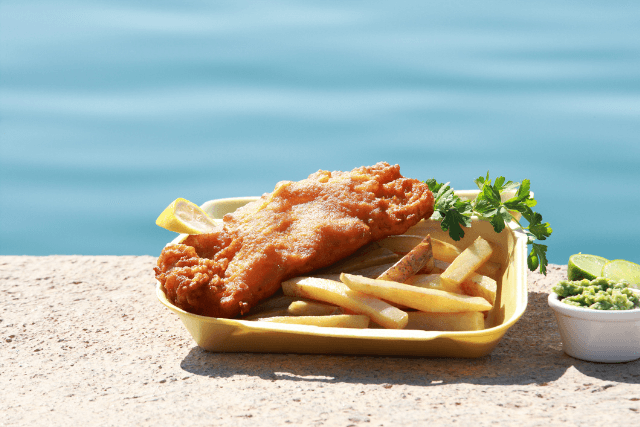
[156,193,528,358]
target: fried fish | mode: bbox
[155,162,434,318]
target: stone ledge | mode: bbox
[1,256,639,426]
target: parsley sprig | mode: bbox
[425,173,553,275]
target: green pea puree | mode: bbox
[553,277,640,310]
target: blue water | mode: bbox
[1,1,639,267]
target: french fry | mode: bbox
[405,311,484,331]
[350,262,395,279]
[377,235,424,254]
[425,258,500,280]
[321,247,400,274]
[406,273,497,306]
[434,239,501,277]
[440,236,494,289]
[243,308,292,320]
[404,274,462,294]
[244,295,302,315]
[316,263,396,281]
[460,274,497,305]
[380,235,461,260]
[255,229,501,330]
[281,277,408,329]
[475,260,501,278]
[377,235,434,282]
[287,300,342,316]
[340,273,492,313]
[421,259,450,274]
[311,273,342,281]
[432,238,463,261]
[258,314,370,328]
[378,235,461,261]
[378,235,500,277]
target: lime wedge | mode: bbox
[601,259,640,285]
[567,253,609,281]
[156,198,219,235]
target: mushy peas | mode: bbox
[553,277,640,310]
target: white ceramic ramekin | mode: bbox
[548,291,640,363]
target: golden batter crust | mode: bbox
[155,162,434,318]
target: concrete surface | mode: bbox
[1,256,639,426]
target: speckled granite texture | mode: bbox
[1,256,639,426]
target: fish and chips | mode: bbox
[154,162,502,332]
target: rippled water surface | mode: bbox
[1,1,639,266]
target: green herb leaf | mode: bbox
[426,174,552,275]
[529,243,548,275]
[440,200,473,241]
[426,178,473,241]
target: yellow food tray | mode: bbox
[156,193,528,358]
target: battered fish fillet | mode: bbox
[155,162,434,318]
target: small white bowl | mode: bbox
[548,291,640,363]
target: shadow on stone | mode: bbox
[179,291,639,386]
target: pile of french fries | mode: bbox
[242,233,499,332]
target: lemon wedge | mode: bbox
[155,198,219,235]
